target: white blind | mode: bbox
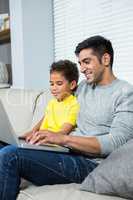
[53,0,133,84]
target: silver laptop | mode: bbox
[0,100,69,153]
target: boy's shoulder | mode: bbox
[47,98,56,106]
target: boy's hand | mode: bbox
[21,129,37,143]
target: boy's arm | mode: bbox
[21,117,44,142]
[55,123,75,135]
[34,123,74,135]
[31,117,44,132]
[56,100,79,135]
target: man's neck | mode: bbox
[96,69,116,86]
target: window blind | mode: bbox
[53,0,133,84]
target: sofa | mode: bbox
[0,88,126,200]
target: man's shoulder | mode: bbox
[114,79,133,101]
[117,79,133,87]
[76,79,90,95]
[77,79,86,88]
[117,79,133,93]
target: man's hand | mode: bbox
[21,130,101,154]
[29,130,67,146]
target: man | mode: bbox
[0,35,133,200]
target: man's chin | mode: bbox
[85,75,94,83]
[86,78,94,84]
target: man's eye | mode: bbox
[84,61,90,64]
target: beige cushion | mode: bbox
[0,88,42,135]
[17,184,125,200]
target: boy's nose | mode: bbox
[52,85,58,91]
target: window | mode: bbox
[53,0,133,83]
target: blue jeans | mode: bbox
[0,144,98,200]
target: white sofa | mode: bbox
[0,88,125,200]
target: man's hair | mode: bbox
[50,60,79,91]
[75,35,114,68]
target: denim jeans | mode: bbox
[0,144,98,200]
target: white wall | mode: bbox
[10,0,54,89]
[9,0,25,88]
[22,0,54,89]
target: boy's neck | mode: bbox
[57,93,73,102]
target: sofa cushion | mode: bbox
[0,89,41,135]
[81,139,133,199]
[17,183,124,200]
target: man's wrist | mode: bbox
[62,135,72,147]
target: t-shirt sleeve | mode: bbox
[65,102,80,126]
[97,86,133,155]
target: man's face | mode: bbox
[78,48,106,85]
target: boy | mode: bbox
[22,59,79,144]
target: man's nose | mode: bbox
[80,64,86,73]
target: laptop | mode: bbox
[0,100,69,153]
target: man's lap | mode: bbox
[0,144,98,185]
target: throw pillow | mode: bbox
[80,139,133,199]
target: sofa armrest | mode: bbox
[0,88,43,136]
[30,89,52,128]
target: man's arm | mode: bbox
[64,135,101,154]
[29,131,101,154]
[96,86,133,155]
[66,85,133,155]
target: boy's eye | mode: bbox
[50,82,54,86]
[50,81,63,86]
[57,81,63,86]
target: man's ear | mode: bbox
[102,53,111,66]
[70,80,77,91]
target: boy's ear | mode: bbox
[70,80,77,90]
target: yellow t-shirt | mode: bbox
[39,95,79,133]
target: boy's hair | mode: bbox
[75,35,114,69]
[50,60,79,91]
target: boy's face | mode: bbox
[50,72,74,101]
